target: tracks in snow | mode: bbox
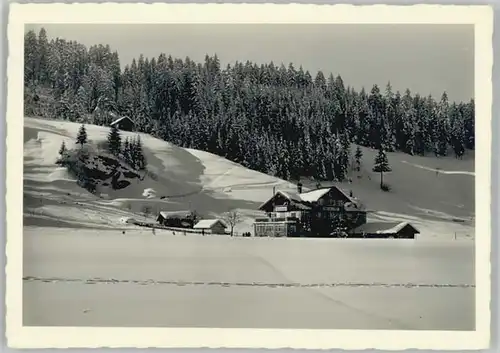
[401,161,475,176]
[23,276,474,289]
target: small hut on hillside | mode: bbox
[193,219,228,235]
[110,116,135,132]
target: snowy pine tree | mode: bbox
[107,124,122,156]
[122,137,132,165]
[449,104,466,159]
[338,133,351,181]
[372,148,392,190]
[58,141,67,156]
[354,146,363,171]
[37,28,49,84]
[24,30,38,83]
[134,136,147,170]
[76,124,87,147]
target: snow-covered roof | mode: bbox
[332,186,356,202]
[257,190,311,211]
[300,185,355,203]
[377,222,419,234]
[299,188,332,203]
[158,210,193,219]
[278,190,302,202]
[352,222,420,235]
[110,116,134,126]
[259,185,359,212]
[193,219,227,229]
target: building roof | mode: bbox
[257,190,312,211]
[158,210,193,219]
[193,219,227,229]
[278,190,302,202]
[351,222,420,235]
[299,188,332,203]
[110,116,134,126]
[303,185,357,203]
[258,185,358,211]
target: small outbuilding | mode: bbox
[157,210,197,228]
[350,221,420,239]
[193,219,228,235]
[110,116,135,132]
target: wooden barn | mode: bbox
[254,184,367,237]
[349,222,420,239]
[156,210,198,228]
[193,219,227,235]
[110,116,135,132]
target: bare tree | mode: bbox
[223,209,243,237]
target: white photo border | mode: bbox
[5,3,493,350]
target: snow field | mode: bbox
[23,228,475,329]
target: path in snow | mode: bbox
[401,161,475,176]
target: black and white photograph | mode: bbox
[6,3,493,350]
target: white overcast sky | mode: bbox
[25,24,474,102]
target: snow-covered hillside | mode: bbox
[22,117,476,331]
[23,117,474,238]
[24,117,299,233]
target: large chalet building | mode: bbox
[254,184,368,237]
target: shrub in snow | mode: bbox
[380,182,391,192]
[120,217,136,224]
[142,188,157,198]
[56,148,96,193]
[56,141,140,194]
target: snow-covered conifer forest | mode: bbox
[24,28,474,183]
